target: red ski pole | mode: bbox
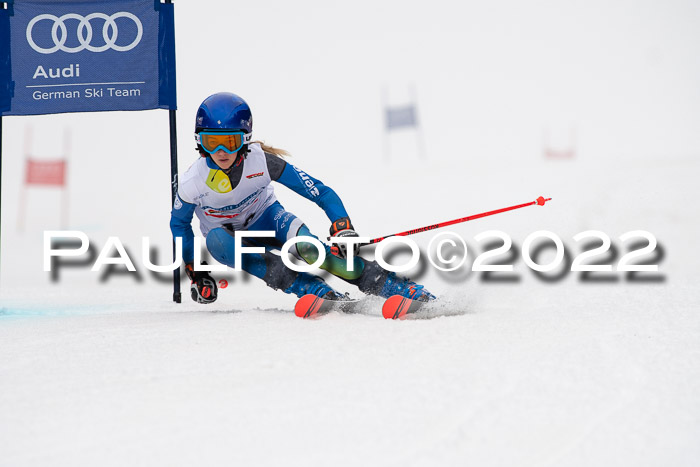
[367,196,552,245]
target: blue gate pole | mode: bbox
[0,115,3,289]
[166,0,181,303]
[169,109,181,303]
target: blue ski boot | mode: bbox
[284,272,346,300]
[380,272,436,302]
[349,261,437,302]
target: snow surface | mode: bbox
[2,1,700,466]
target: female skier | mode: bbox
[170,92,435,304]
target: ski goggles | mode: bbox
[196,131,252,155]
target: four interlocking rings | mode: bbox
[26,12,143,54]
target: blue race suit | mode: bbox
[170,143,367,292]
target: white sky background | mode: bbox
[172,0,700,162]
[1,0,700,285]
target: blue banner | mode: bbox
[0,0,176,116]
[386,105,417,130]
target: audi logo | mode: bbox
[26,12,143,54]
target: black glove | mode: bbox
[185,262,218,304]
[329,217,361,259]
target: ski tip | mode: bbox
[294,294,326,319]
[382,295,414,320]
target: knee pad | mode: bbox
[294,224,321,262]
[295,224,364,281]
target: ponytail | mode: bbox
[254,141,290,159]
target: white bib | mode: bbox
[178,143,277,236]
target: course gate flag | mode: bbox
[0,0,181,301]
[25,158,66,186]
[0,0,176,115]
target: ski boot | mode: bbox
[380,272,436,302]
[284,272,346,300]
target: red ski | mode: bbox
[382,295,427,320]
[294,294,360,319]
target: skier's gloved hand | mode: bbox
[185,262,218,304]
[329,217,361,259]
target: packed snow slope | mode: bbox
[2,0,700,465]
[1,152,698,467]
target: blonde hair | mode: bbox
[254,141,290,159]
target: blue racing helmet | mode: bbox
[195,92,253,154]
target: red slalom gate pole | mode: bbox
[367,196,552,245]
